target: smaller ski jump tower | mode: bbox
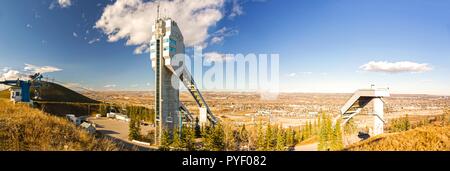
[340,88,390,136]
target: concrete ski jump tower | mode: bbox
[340,88,390,136]
[150,4,217,144]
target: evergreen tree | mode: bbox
[194,117,201,138]
[305,121,311,139]
[275,126,286,151]
[331,120,344,151]
[256,122,265,151]
[318,113,333,151]
[204,124,225,151]
[265,124,274,150]
[314,119,319,135]
[159,130,172,151]
[128,117,141,141]
[239,125,249,148]
[172,128,182,149]
[404,114,411,131]
[183,126,196,151]
[285,127,295,147]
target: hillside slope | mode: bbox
[0,89,8,99]
[0,99,118,151]
[1,81,97,103]
[346,125,450,151]
[1,82,101,116]
[32,81,98,103]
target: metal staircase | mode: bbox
[338,89,390,126]
[177,66,218,124]
[179,102,194,122]
[341,96,372,124]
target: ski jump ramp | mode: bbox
[340,89,390,136]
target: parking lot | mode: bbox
[87,117,156,150]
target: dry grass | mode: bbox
[0,99,119,151]
[346,125,450,151]
[0,89,9,99]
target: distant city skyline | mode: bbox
[1,0,450,95]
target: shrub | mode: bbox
[0,99,118,151]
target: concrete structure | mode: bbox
[150,17,184,141]
[9,87,22,103]
[66,114,87,126]
[339,88,390,136]
[1,80,31,103]
[115,114,131,122]
[1,73,43,103]
[80,122,96,134]
[149,6,217,144]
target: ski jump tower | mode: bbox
[339,88,390,136]
[150,5,217,144]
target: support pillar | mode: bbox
[372,98,384,136]
[199,107,208,127]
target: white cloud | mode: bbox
[95,0,226,54]
[50,0,72,9]
[360,61,433,73]
[211,36,224,44]
[58,0,72,8]
[88,38,100,44]
[24,64,62,74]
[1,64,62,84]
[0,69,28,81]
[204,52,235,62]
[288,73,297,77]
[73,32,78,37]
[287,72,313,77]
[26,24,32,29]
[229,0,244,19]
[210,27,238,44]
[104,84,117,88]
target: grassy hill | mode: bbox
[31,82,98,103]
[1,82,101,116]
[1,81,97,103]
[0,89,8,99]
[0,99,118,151]
[346,125,450,151]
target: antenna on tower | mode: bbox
[156,0,161,20]
[163,8,167,19]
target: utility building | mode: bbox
[150,7,217,144]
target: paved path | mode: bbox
[294,143,318,151]
[87,117,157,151]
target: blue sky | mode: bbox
[1,0,450,95]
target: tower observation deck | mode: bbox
[150,16,218,144]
